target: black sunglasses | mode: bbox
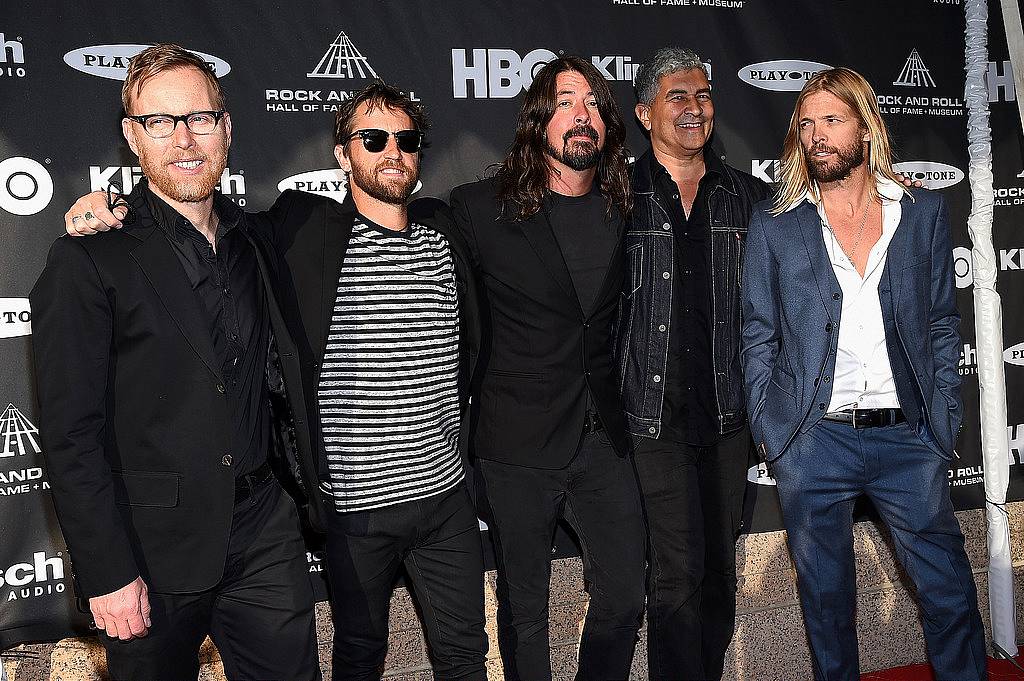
[346,128,423,154]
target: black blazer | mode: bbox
[248,189,482,532]
[446,177,630,468]
[30,183,247,598]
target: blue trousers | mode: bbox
[772,419,986,681]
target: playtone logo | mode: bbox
[1003,341,1024,366]
[89,166,247,206]
[0,298,31,338]
[738,59,830,92]
[451,49,647,98]
[276,169,422,204]
[63,44,230,81]
[746,462,776,486]
[891,161,964,190]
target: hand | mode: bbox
[66,191,127,236]
[89,576,151,640]
[894,172,925,189]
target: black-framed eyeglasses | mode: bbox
[125,110,227,138]
[346,128,423,154]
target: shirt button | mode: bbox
[673,193,679,200]
[662,271,671,279]
[818,403,826,410]
[658,324,667,332]
[825,322,833,333]
[823,376,831,383]
[216,383,226,394]
[648,426,657,434]
[221,454,233,466]
[653,375,662,383]
[832,292,841,300]
[662,222,671,230]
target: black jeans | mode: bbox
[325,485,487,681]
[633,425,751,681]
[100,483,320,681]
[476,432,646,681]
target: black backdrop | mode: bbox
[2,0,1022,650]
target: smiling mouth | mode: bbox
[171,159,204,170]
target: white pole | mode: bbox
[964,0,1017,659]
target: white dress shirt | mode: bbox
[807,176,907,411]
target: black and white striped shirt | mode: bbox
[317,218,463,512]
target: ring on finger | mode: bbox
[84,211,95,221]
[71,215,84,223]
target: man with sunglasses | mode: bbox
[31,44,319,679]
[62,77,488,678]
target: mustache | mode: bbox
[808,143,838,156]
[376,160,412,173]
[563,125,599,143]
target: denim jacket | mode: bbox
[616,148,769,439]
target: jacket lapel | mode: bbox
[590,210,626,315]
[881,195,911,314]
[125,199,222,382]
[318,197,357,362]
[518,209,581,315]
[796,203,840,320]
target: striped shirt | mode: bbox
[317,218,464,512]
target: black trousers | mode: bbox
[100,482,320,681]
[325,485,487,681]
[632,425,751,681]
[476,432,647,681]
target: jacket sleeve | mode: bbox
[740,208,781,455]
[29,238,140,599]
[446,188,482,270]
[928,194,963,434]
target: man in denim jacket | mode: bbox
[615,47,769,681]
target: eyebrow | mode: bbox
[666,87,711,97]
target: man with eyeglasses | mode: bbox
[60,65,488,677]
[31,43,319,679]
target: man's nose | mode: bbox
[171,119,196,148]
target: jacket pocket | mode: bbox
[770,366,797,398]
[626,243,643,297]
[111,470,181,508]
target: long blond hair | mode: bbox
[771,67,905,214]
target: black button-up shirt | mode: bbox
[145,186,270,478]
[654,157,719,446]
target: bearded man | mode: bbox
[30,44,319,680]
[446,56,646,681]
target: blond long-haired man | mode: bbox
[741,67,986,680]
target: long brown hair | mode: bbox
[496,56,632,221]
[771,67,907,214]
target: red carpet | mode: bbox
[861,656,1024,680]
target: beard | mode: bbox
[137,141,227,203]
[349,159,418,205]
[546,125,602,171]
[805,138,865,183]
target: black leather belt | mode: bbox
[234,460,275,503]
[822,408,906,429]
[582,411,604,434]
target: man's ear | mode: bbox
[334,144,351,173]
[122,118,140,157]
[635,103,652,132]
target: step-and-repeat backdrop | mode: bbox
[2,0,1022,649]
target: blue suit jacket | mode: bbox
[740,188,962,462]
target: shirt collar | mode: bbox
[802,173,906,209]
[143,182,242,245]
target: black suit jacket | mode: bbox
[446,177,630,468]
[247,190,481,532]
[30,183,249,598]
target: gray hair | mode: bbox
[634,47,707,105]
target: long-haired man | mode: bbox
[446,57,646,680]
[741,67,986,680]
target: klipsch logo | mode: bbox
[0,298,31,338]
[893,49,936,87]
[0,32,27,78]
[452,49,648,98]
[737,59,830,92]
[0,157,53,216]
[0,404,41,458]
[890,162,964,190]
[1,551,67,601]
[89,166,247,206]
[63,44,230,80]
